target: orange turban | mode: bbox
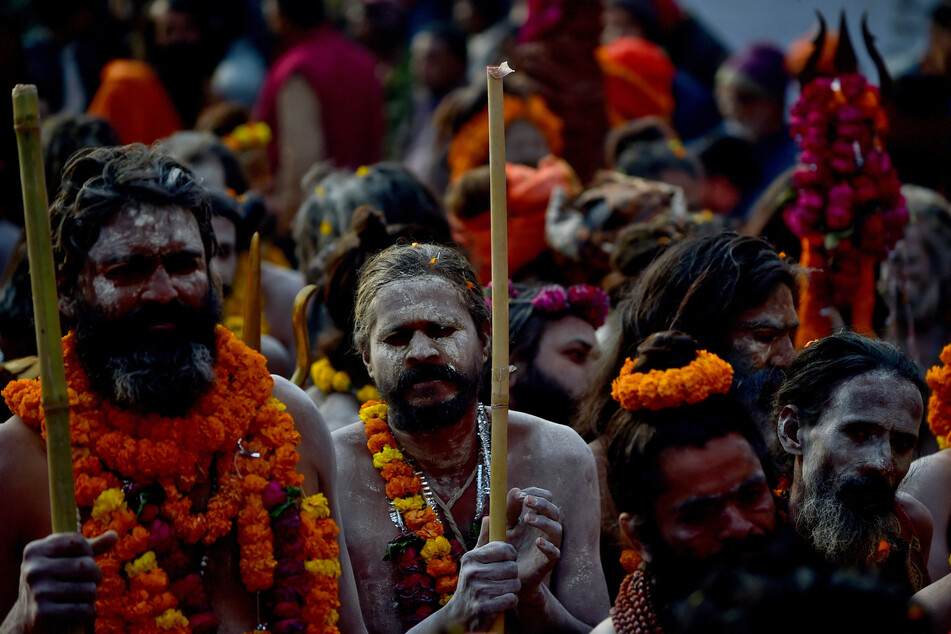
[451,156,580,283]
[597,36,676,128]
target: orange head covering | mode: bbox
[450,156,581,283]
[597,36,676,128]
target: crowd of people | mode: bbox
[3,0,951,632]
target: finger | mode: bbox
[506,487,525,529]
[89,531,118,557]
[43,556,104,584]
[33,600,97,624]
[478,560,519,582]
[34,581,98,604]
[535,538,561,566]
[24,533,93,559]
[524,513,562,543]
[518,487,553,502]
[465,541,517,564]
[524,495,560,522]
[476,516,490,549]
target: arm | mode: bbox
[0,417,116,633]
[901,450,951,580]
[275,74,325,236]
[272,377,367,634]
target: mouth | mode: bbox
[404,379,457,403]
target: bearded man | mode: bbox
[775,331,932,595]
[0,145,364,632]
[332,243,609,632]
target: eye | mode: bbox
[383,330,412,346]
[752,329,780,344]
[164,254,201,275]
[104,258,151,282]
[736,481,769,508]
[561,346,590,365]
[678,500,720,526]
[428,325,455,338]
[892,435,917,453]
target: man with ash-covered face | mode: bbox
[332,242,609,632]
[775,331,933,596]
[0,144,364,632]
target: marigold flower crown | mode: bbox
[611,349,734,412]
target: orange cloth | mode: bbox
[451,156,580,283]
[597,37,676,128]
[87,60,183,145]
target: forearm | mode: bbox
[1,597,29,634]
[515,583,590,634]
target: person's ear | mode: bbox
[362,343,374,380]
[777,405,803,455]
[618,512,651,563]
[480,320,491,364]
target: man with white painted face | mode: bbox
[332,242,609,633]
[774,331,933,596]
[0,144,365,632]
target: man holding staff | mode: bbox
[0,144,364,632]
[332,242,609,632]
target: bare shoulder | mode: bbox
[898,491,934,548]
[508,410,595,465]
[903,449,951,504]
[272,376,333,489]
[261,262,305,298]
[0,415,49,494]
[331,421,370,477]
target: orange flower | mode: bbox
[426,556,457,578]
[435,574,459,595]
[611,350,733,412]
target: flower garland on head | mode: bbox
[359,401,468,627]
[611,350,733,412]
[926,343,951,450]
[3,326,340,634]
[310,357,380,405]
[783,20,909,346]
[488,280,611,329]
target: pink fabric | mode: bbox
[253,26,384,170]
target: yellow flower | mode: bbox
[302,493,330,519]
[439,594,452,606]
[421,536,451,559]
[373,445,403,469]
[331,371,351,393]
[267,397,287,412]
[311,358,335,393]
[359,402,388,422]
[124,551,157,577]
[155,608,189,630]
[356,384,380,404]
[328,609,339,625]
[319,219,332,235]
[356,165,371,177]
[91,488,126,521]
[393,495,424,513]
[306,558,342,578]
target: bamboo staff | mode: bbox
[242,232,261,351]
[290,284,318,388]
[487,61,513,632]
[12,85,78,536]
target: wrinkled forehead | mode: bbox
[87,205,206,262]
[818,370,924,431]
[369,274,470,330]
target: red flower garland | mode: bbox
[3,326,340,633]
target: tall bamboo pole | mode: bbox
[12,85,78,536]
[242,232,261,351]
[487,61,513,633]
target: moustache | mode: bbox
[396,364,466,395]
[837,473,895,515]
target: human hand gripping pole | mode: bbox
[487,60,514,633]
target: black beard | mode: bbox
[384,363,480,433]
[73,290,221,417]
[796,470,897,566]
[509,361,577,425]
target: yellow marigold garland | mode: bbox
[611,350,734,412]
[2,326,340,633]
[360,401,464,625]
[927,343,951,449]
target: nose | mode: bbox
[141,265,178,304]
[406,330,439,363]
[716,503,758,542]
[862,438,896,480]
[770,334,795,367]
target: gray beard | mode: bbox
[796,480,892,566]
[104,342,216,414]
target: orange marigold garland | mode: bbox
[360,401,468,627]
[3,326,340,634]
[610,350,734,412]
[926,343,951,450]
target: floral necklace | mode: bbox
[3,326,340,634]
[359,400,490,627]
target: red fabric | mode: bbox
[893,499,931,593]
[87,60,182,145]
[253,25,385,171]
[597,37,676,127]
[452,157,577,283]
